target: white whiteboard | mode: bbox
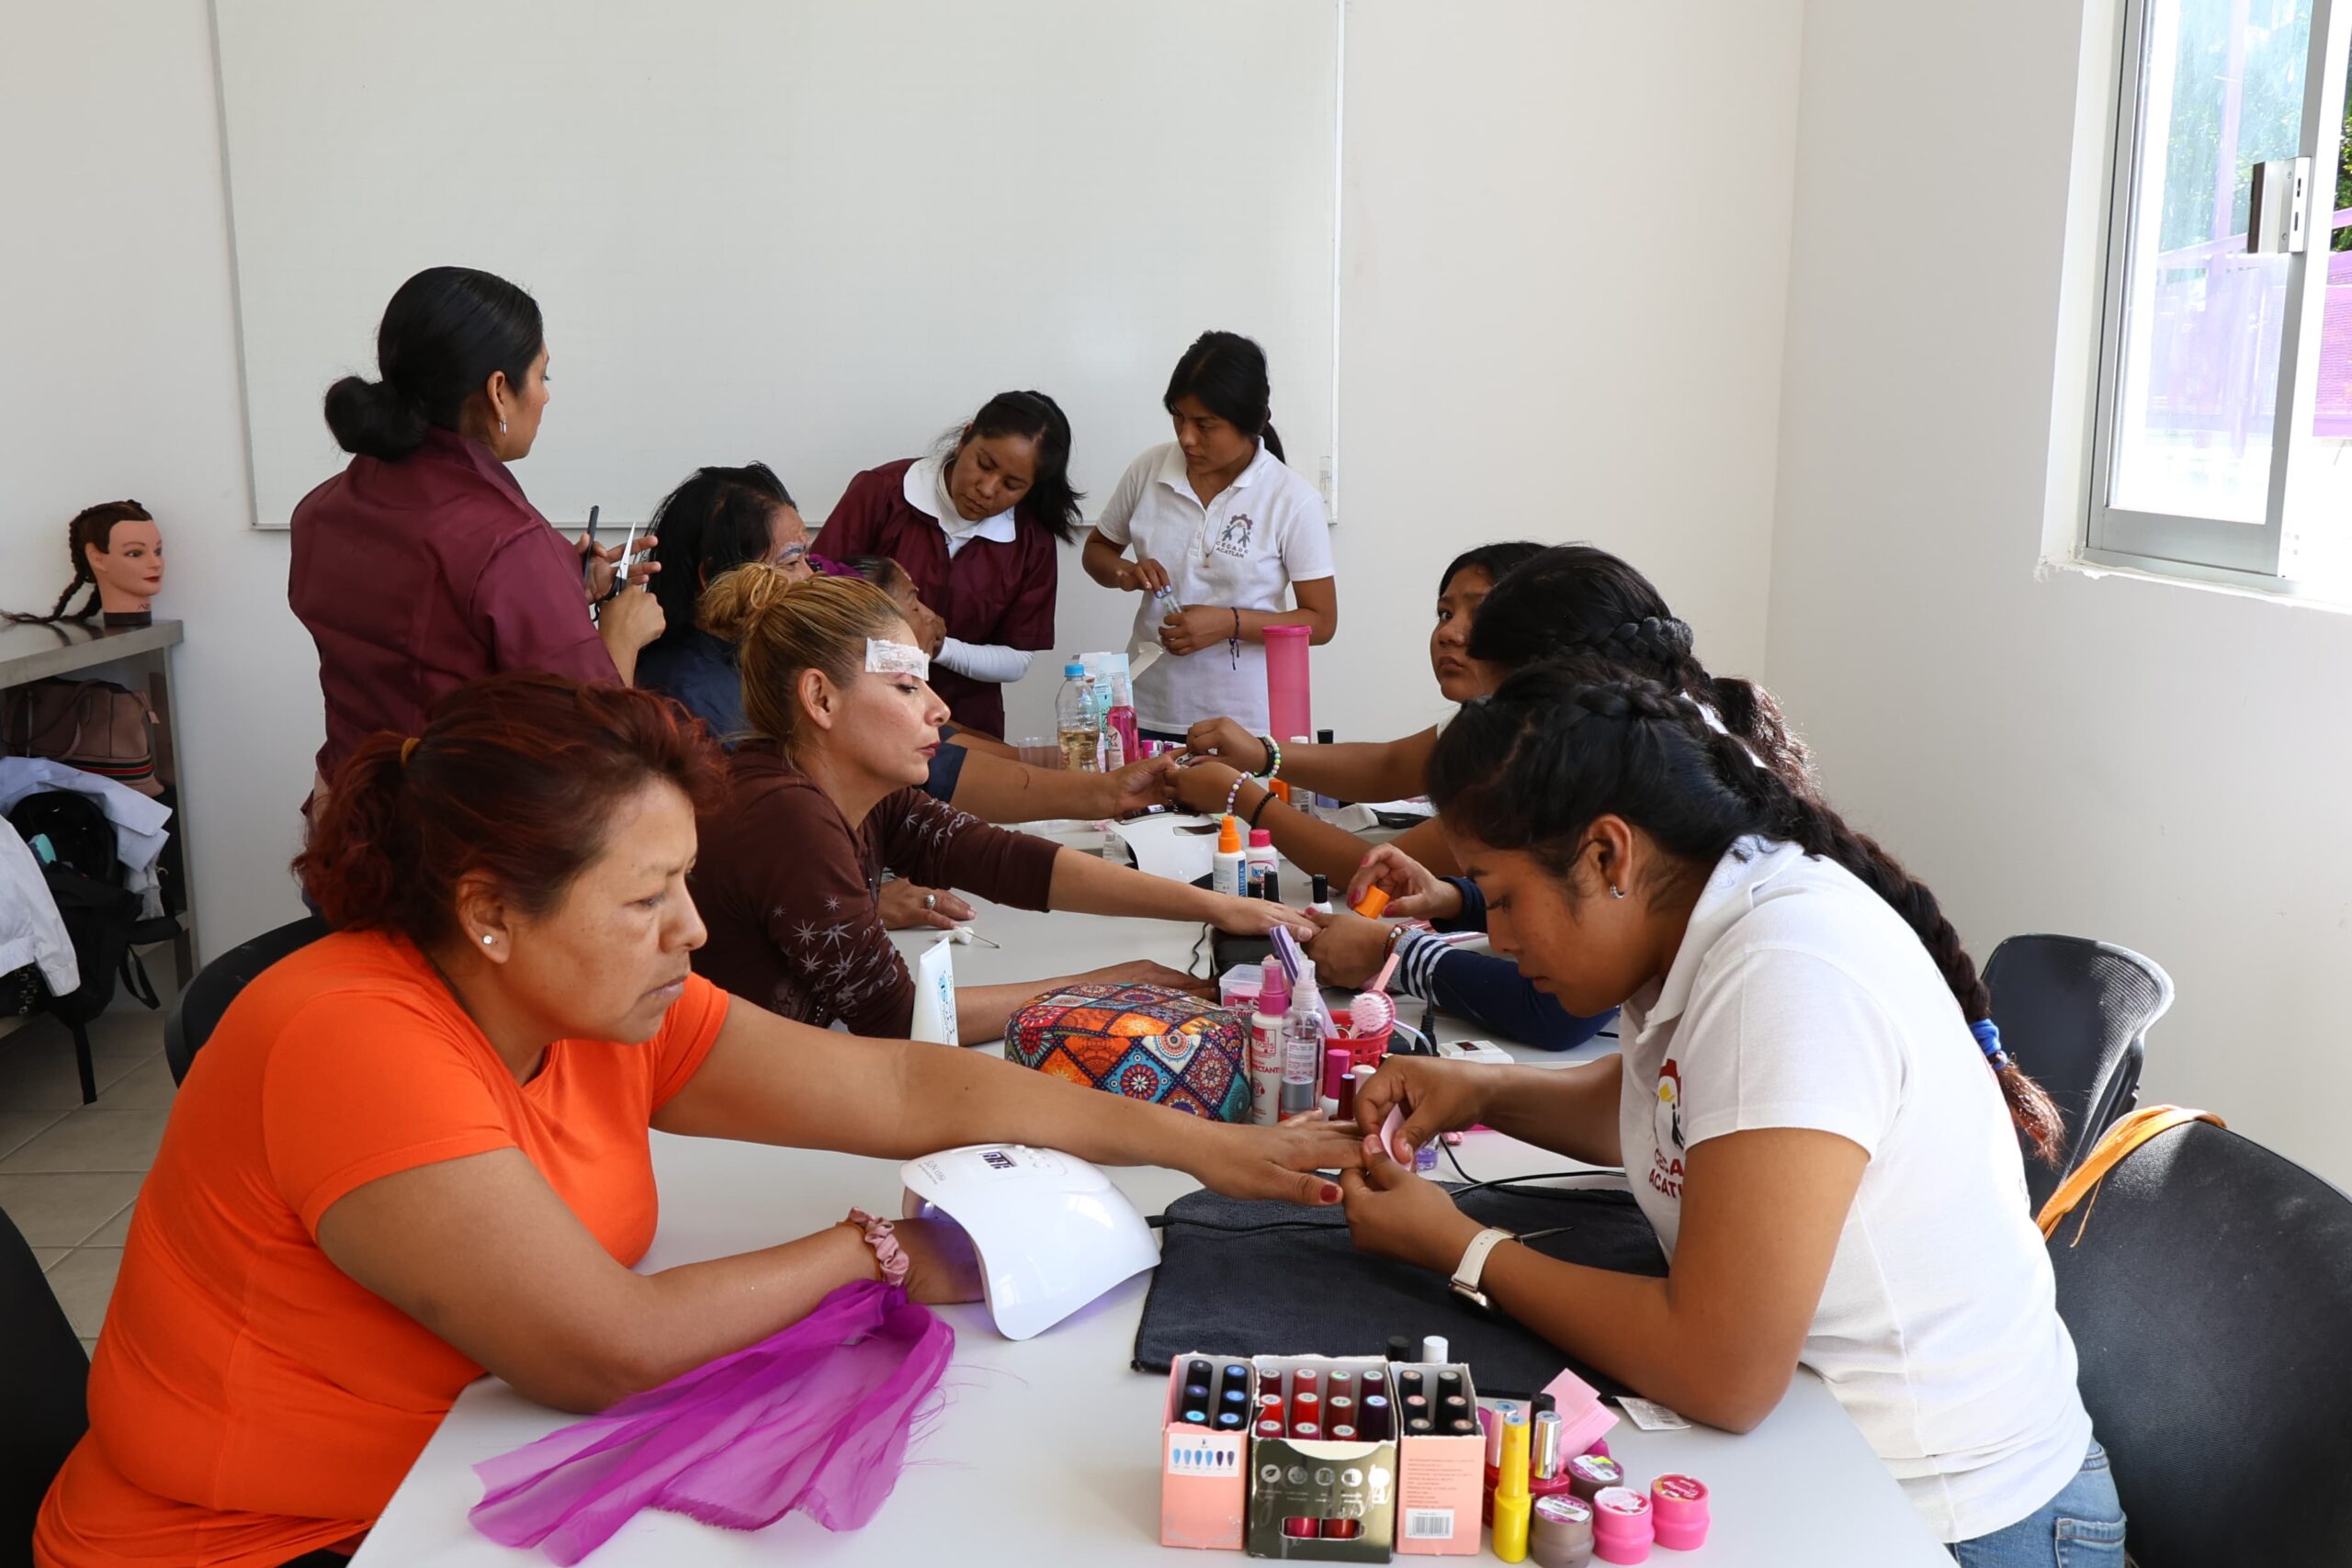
[215,0,1339,528]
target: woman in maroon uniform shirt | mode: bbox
[289,266,664,802]
[818,391,1078,737]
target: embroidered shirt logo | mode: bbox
[1210,513,1256,559]
[1649,1058,1687,1201]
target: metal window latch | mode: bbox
[2248,157,2312,254]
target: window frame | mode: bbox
[2085,0,2352,590]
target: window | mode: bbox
[2088,0,2352,589]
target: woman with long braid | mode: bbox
[1339,663,2115,1562]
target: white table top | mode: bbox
[356,827,1948,1565]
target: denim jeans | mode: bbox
[1951,1441,2126,1568]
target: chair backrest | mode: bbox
[1984,933,2173,1212]
[0,1206,87,1568]
[2047,1120,2352,1567]
[164,915,330,1085]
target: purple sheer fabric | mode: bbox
[469,1280,953,1562]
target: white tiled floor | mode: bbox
[0,1003,175,1357]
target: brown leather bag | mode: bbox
[2,678,162,797]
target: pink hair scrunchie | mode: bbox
[846,1209,910,1288]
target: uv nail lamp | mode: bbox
[900,1145,1159,1340]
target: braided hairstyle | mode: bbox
[1468,545,1816,795]
[6,501,153,625]
[1430,660,2064,1163]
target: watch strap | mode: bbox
[1451,1226,1515,1294]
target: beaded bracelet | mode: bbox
[846,1208,910,1288]
[1247,787,1278,829]
[1221,771,1249,820]
[1258,735,1283,780]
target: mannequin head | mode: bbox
[6,501,162,626]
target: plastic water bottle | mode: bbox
[1056,661,1100,772]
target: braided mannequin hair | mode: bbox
[5,500,153,626]
[1468,545,1816,795]
[1430,660,2064,1163]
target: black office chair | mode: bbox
[163,915,329,1085]
[0,1207,88,1568]
[1983,933,2172,1212]
[2047,1119,2352,1566]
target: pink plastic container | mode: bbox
[1264,625,1312,747]
[1649,1474,1709,1551]
[1590,1486,1654,1564]
[1329,1006,1392,1069]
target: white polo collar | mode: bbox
[1632,836,1804,1034]
[904,454,1018,545]
[1155,438,1280,500]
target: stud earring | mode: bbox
[498,419,508,434]
[481,933,495,945]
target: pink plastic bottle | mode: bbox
[1264,625,1312,747]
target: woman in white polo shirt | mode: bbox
[1083,332,1336,740]
[1342,662,2122,1565]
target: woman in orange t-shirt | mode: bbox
[35,673,1359,1568]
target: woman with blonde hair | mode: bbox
[689,567,1306,1042]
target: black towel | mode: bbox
[1134,1181,1667,1402]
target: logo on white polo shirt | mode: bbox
[1649,1059,1686,1201]
[1212,513,1256,559]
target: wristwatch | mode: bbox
[1449,1226,1516,1312]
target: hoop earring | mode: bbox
[498,419,508,435]
[1610,886,1627,900]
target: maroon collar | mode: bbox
[415,425,537,516]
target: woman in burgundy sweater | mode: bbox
[816,391,1077,738]
[688,569,1305,1042]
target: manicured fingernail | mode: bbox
[1320,1184,1341,1203]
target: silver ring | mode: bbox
[923,892,937,911]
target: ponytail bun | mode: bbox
[699,567,906,746]
[323,375,432,461]
[696,560,807,645]
[298,734,414,931]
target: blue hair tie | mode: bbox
[1970,1019,2011,1071]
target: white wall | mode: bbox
[0,1,318,961]
[1018,0,1808,744]
[1328,0,1803,740]
[1767,0,2352,1186]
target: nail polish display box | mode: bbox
[1243,1356,1396,1561]
[1393,1363,1483,1557]
[1163,1352,1250,1551]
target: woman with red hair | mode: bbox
[36,673,1357,1568]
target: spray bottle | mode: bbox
[1250,963,1291,1127]
[1280,958,1324,1120]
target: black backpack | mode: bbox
[7,791,115,883]
[7,791,174,1027]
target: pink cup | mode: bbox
[1649,1474,1709,1551]
[1590,1486,1653,1564]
